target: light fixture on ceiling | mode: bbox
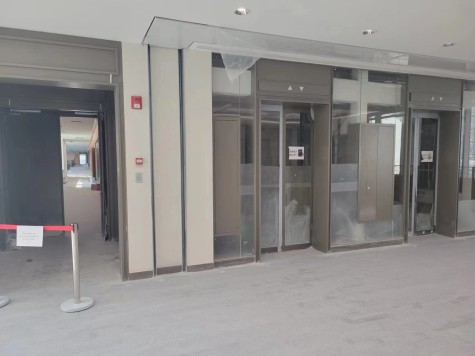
[443,42,455,47]
[363,29,376,35]
[234,7,250,15]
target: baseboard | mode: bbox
[214,256,255,268]
[281,243,311,252]
[261,247,278,254]
[127,270,154,281]
[187,263,214,272]
[156,265,182,275]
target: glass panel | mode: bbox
[458,90,475,233]
[212,59,255,261]
[331,69,406,247]
[415,118,438,232]
[284,103,313,246]
[260,102,281,250]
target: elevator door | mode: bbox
[260,101,314,252]
[411,116,439,234]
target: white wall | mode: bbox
[150,47,183,270]
[121,42,154,275]
[183,49,214,268]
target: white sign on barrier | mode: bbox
[17,225,43,247]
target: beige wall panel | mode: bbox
[150,47,183,269]
[121,42,154,274]
[183,49,214,267]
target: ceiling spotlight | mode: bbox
[234,7,250,15]
[362,29,376,35]
[443,42,455,47]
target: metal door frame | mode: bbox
[258,97,318,254]
[410,110,440,235]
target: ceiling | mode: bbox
[61,117,96,152]
[0,0,474,61]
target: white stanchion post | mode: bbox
[60,224,94,313]
[0,296,9,308]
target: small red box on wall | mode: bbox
[135,157,144,165]
[131,96,142,110]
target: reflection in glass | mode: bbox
[331,69,406,246]
[260,103,281,250]
[212,54,255,261]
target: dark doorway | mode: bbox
[0,83,120,280]
[1,110,64,226]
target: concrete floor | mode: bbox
[1,234,475,355]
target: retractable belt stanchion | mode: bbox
[0,223,94,312]
[61,223,94,313]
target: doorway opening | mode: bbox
[260,100,317,253]
[0,83,121,285]
[410,115,439,234]
[409,110,461,237]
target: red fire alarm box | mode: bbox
[131,96,142,110]
[135,157,144,165]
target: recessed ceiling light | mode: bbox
[234,7,250,15]
[443,42,455,47]
[362,29,376,35]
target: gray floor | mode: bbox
[2,235,475,355]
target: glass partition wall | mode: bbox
[458,81,475,234]
[331,69,407,247]
[212,55,255,261]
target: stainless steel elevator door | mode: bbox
[411,116,439,234]
[284,104,313,247]
[260,100,314,252]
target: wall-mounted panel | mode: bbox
[312,104,331,252]
[256,59,332,102]
[213,119,240,236]
[0,37,118,75]
[409,75,462,109]
[436,111,461,237]
[351,124,395,223]
[0,27,122,86]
